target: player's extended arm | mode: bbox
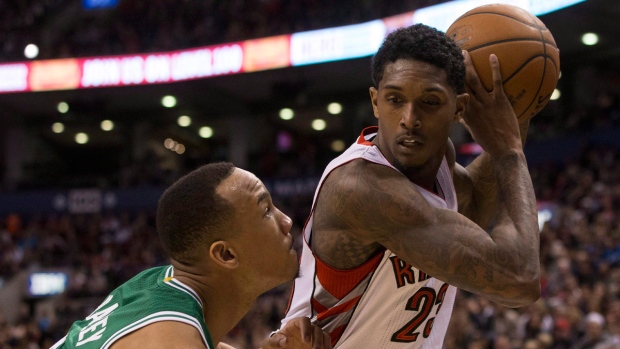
[109,321,207,349]
[451,50,534,230]
[452,52,540,294]
[451,121,530,229]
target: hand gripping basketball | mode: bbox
[461,51,522,159]
[447,3,560,123]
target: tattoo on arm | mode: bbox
[313,158,539,307]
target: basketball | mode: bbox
[446,4,560,123]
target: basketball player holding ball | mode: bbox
[281,4,558,348]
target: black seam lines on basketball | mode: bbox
[454,12,548,31]
[517,17,549,119]
[466,37,558,52]
[498,54,549,86]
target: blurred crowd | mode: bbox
[0,211,167,348]
[1,0,443,62]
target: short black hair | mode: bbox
[371,24,465,94]
[156,162,236,264]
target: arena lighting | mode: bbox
[538,209,553,231]
[581,32,599,46]
[290,20,386,66]
[83,0,119,10]
[164,138,175,149]
[52,122,64,133]
[279,108,294,120]
[327,103,342,115]
[331,139,346,152]
[161,95,177,108]
[177,115,191,127]
[57,102,69,113]
[550,89,561,100]
[75,132,89,144]
[27,272,68,297]
[172,142,185,153]
[311,119,326,131]
[24,44,39,59]
[0,0,584,93]
[100,120,114,131]
[199,126,213,139]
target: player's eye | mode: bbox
[387,96,402,104]
[263,206,272,218]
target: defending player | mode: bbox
[52,163,331,349]
[282,24,540,348]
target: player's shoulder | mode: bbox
[327,158,401,184]
[321,159,399,201]
[319,158,416,211]
[110,321,208,349]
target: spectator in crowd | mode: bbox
[571,312,620,349]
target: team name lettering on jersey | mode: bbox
[390,256,432,288]
[76,295,119,346]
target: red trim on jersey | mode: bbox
[315,295,362,321]
[311,297,329,314]
[356,126,378,146]
[314,251,384,299]
[330,324,347,346]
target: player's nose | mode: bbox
[279,212,293,235]
[400,106,421,129]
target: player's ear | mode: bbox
[369,87,379,119]
[209,241,239,269]
[454,92,470,122]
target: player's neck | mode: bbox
[372,133,444,192]
[202,280,256,344]
[171,263,258,345]
[396,157,443,193]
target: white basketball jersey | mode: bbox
[282,127,459,349]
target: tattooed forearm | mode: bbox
[313,158,540,307]
[463,121,531,230]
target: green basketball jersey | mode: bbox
[51,266,215,349]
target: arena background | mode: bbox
[1,0,619,348]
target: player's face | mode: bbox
[218,168,298,290]
[370,59,466,172]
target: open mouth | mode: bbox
[398,137,424,150]
[400,139,422,147]
[397,134,425,148]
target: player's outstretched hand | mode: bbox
[461,50,522,159]
[260,317,332,349]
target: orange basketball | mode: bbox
[446,4,560,122]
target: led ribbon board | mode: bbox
[0,0,584,93]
